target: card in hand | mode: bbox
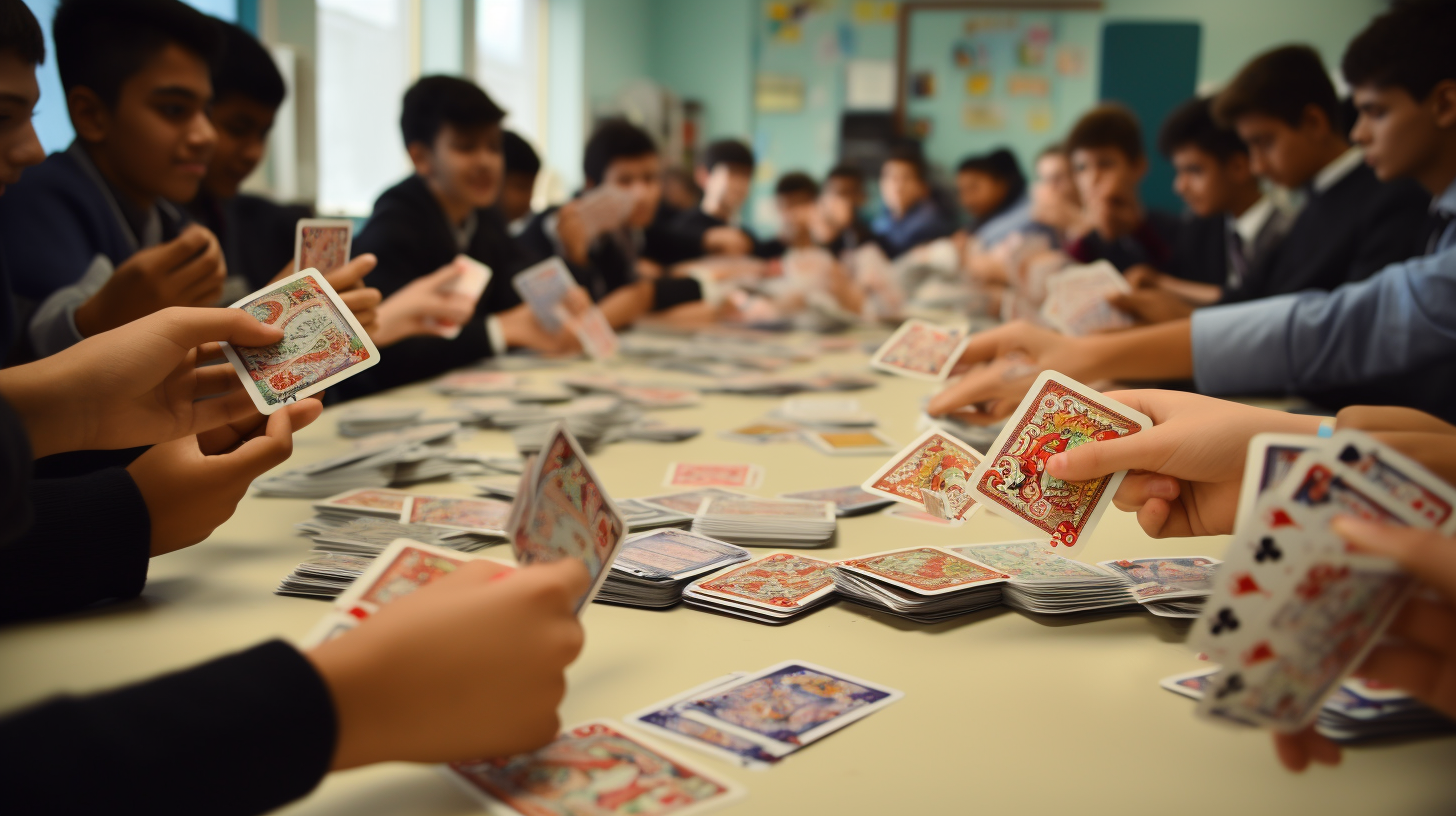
[564,302,620,360]
[512,256,576,333]
[220,268,380,414]
[447,720,743,816]
[294,218,352,274]
[836,546,1008,596]
[1331,428,1456,533]
[510,424,627,610]
[1235,433,1318,533]
[426,255,492,339]
[968,371,1149,556]
[861,427,982,520]
[1038,260,1135,337]
[868,318,970,381]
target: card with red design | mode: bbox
[860,427,982,520]
[683,552,836,622]
[835,546,1008,596]
[967,371,1149,557]
[868,318,969,381]
[664,462,764,489]
[294,218,352,274]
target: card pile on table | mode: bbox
[251,422,501,498]
[1189,428,1456,732]
[948,541,1138,614]
[690,495,837,547]
[615,498,695,530]
[333,404,424,437]
[1097,556,1220,618]
[596,529,751,608]
[829,546,1009,622]
[683,552,837,624]
[778,485,894,517]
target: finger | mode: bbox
[284,397,325,433]
[340,287,384,315]
[1106,292,1137,316]
[1384,597,1456,655]
[195,341,226,364]
[534,558,594,606]
[953,322,1018,369]
[1111,472,1181,510]
[1273,732,1311,773]
[1045,429,1172,483]
[196,412,260,455]
[166,232,225,290]
[326,254,377,291]
[191,362,244,398]
[139,224,213,272]
[148,306,284,352]
[187,386,269,436]
[220,406,297,477]
[1356,644,1447,702]
[927,364,1013,419]
[1135,498,1184,538]
[1331,518,1456,599]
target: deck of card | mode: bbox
[253,424,498,498]
[1038,260,1135,336]
[949,541,1136,614]
[334,404,424,437]
[596,529,751,608]
[683,552,837,624]
[1098,556,1220,618]
[868,318,970,381]
[1189,429,1456,732]
[690,495,837,547]
[627,661,902,768]
[779,485,894,517]
[829,546,1009,622]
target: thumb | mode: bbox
[325,254,377,291]
[155,305,283,350]
[1046,428,1167,482]
[1332,518,1456,599]
[1106,292,1136,315]
[219,405,296,479]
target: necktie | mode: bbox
[1427,210,1454,255]
[1226,227,1249,290]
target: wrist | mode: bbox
[306,639,386,771]
[0,360,81,457]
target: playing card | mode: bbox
[968,371,1149,556]
[664,462,764,489]
[403,494,512,536]
[433,370,520,396]
[861,427,983,520]
[949,541,1112,582]
[638,487,752,516]
[779,485,893,516]
[512,256,577,333]
[720,422,802,444]
[1331,429,1456,533]
[884,504,963,526]
[1160,668,1219,701]
[312,487,411,519]
[510,424,627,611]
[674,661,903,756]
[332,538,472,617]
[835,546,1009,596]
[628,674,781,769]
[447,720,744,816]
[562,303,620,360]
[1038,261,1135,336]
[1098,557,1221,601]
[868,318,970,381]
[1235,433,1320,533]
[426,255,492,339]
[220,268,380,415]
[294,218,352,274]
[613,529,750,581]
[688,552,836,612]
[801,428,898,456]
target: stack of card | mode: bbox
[690,495,837,547]
[635,487,750,517]
[433,370,522,397]
[627,662,903,768]
[596,529,751,608]
[306,487,512,538]
[949,541,1137,614]
[1098,556,1220,618]
[700,370,876,395]
[275,551,379,599]
[252,422,488,498]
[683,552,837,623]
[616,498,694,530]
[334,404,424,437]
[1189,429,1456,732]
[829,546,1009,622]
[779,485,894,517]
[307,517,490,555]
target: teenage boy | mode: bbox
[955,147,1035,249]
[651,138,756,263]
[0,0,226,359]
[872,142,955,258]
[517,119,703,327]
[926,0,1456,421]
[498,129,539,233]
[1028,143,1088,246]
[1061,104,1183,274]
[755,171,820,258]
[817,163,876,255]
[1214,45,1428,302]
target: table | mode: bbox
[3,342,1453,816]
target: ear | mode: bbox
[1429,78,1456,130]
[693,165,709,188]
[1300,103,1332,136]
[67,87,109,144]
[406,141,432,176]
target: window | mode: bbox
[475,0,542,143]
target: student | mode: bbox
[817,163,875,255]
[1112,96,1294,322]
[1212,44,1428,301]
[518,119,703,327]
[1027,143,1087,247]
[926,0,1456,422]
[0,0,227,359]
[1061,104,1183,274]
[755,171,820,259]
[498,129,539,234]
[650,138,756,263]
[693,138,754,227]
[342,76,576,399]
[871,142,955,259]
[955,147,1032,248]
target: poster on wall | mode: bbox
[756,74,806,113]
[846,59,896,110]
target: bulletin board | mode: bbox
[899,2,1102,186]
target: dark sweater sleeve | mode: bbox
[0,640,337,816]
[0,396,33,545]
[652,277,704,311]
[0,466,152,623]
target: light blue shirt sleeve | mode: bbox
[1190,247,1456,396]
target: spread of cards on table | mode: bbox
[254,329,1453,814]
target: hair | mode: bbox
[1342,0,1456,102]
[1036,142,1066,162]
[956,147,1027,199]
[1157,96,1247,161]
[400,75,505,148]
[212,21,284,110]
[700,138,754,172]
[1065,104,1145,163]
[53,0,222,108]
[583,118,657,185]
[774,171,819,199]
[1213,45,1341,131]
[882,141,928,181]
[502,130,540,178]
[826,163,865,186]
[0,0,44,66]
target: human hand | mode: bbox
[1106,287,1196,324]
[0,307,288,458]
[372,262,481,347]
[309,558,590,768]
[704,225,753,256]
[554,202,589,266]
[1042,390,1321,537]
[925,321,1084,423]
[1336,406,1456,436]
[72,224,228,337]
[127,399,322,556]
[497,303,581,356]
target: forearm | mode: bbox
[600,281,652,329]
[1076,319,1194,383]
[0,356,86,459]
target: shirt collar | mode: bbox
[1312,145,1365,194]
[1230,195,1275,246]
[1433,175,1456,218]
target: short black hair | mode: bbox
[0,0,45,66]
[1342,0,1456,102]
[957,148,1026,190]
[503,130,540,178]
[583,119,656,185]
[53,0,221,108]
[400,75,505,148]
[883,141,928,181]
[1214,45,1341,131]
[1036,142,1066,161]
[700,138,754,172]
[213,21,284,110]
[1066,104,1144,163]
[826,163,864,186]
[1157,96,1247,161]
[774,171,819,199]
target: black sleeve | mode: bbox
[652,277,704,312]
[1349,180,1430,281]
[352,218,429,301]
[0,396,33,545]
[0,640,337,816]
[642,206,711,266]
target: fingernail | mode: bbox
[1149,478,1179,499]
[1331,516,1384,545]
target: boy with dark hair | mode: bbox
[872,141,955,258]
[498,129,540,231]
[1211,44,1428,301]
[955,147,1031,247]
[1062,104,1183,274]
[653,137,756,262]
[818,163,875,255]
[0,0,227,359]
[0,0,45,364]
[756,171,820,258]
[927,0,1456,421]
